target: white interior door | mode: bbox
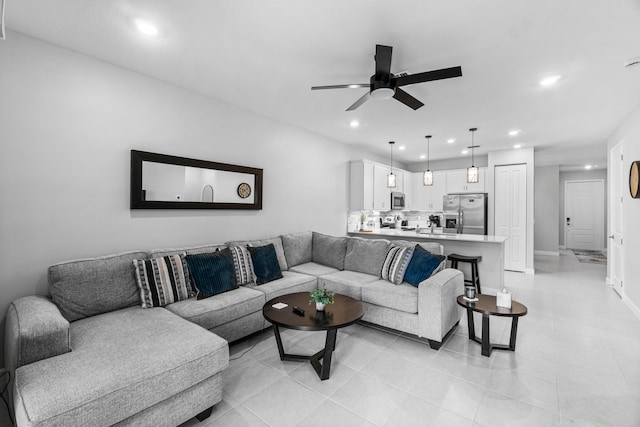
[609,142,624,296]
[495,164,527,272]
[565,180,604,251]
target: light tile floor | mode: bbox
[184,250,640,427]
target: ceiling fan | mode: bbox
[311,44,462,111]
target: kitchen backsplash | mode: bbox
[348,210,442,231]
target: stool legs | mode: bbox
[450,258,481,294]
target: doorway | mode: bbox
[564,180,604,251]
[608,141,624,296]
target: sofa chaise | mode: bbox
[5,231,463,426]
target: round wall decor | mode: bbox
[237,183,252,199]
[630,161,640,199]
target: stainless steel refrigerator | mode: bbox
[443,193,488,235]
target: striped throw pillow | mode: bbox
[229,245,256,285]
[133,254,195,308]
[381,245,415,285]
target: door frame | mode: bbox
[608,140,624,296]
[564,179,605,251]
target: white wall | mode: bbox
[0,32,387,367]
[607,104,640,316]
[558,169,608,248]
[487,148,535,273]
[534,165,560,254]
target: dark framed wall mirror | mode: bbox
[130,150,263,210]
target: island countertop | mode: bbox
[347,229,507,244]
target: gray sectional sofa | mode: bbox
[4,231,463,426]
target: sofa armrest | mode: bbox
[5,296,71,376]
[417,268,464,341]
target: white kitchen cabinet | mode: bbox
[373,164,391,211]
[349,161,374,211]
[412,171,447,210]
[402,171,413,209]
[446,168,486,193]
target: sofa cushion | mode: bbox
[404,246,446,286]
[13,307,228,427]
[48,251,148,322]
[225,236,288,271]
[361,280,419,314]
[318,270,378,301]
[312,232,347,270]
[281,231,313,268]
[185,249,239,299]
[229,245,256,285]
[149,244,227,258]
[344,237,390,276]
[248,244,283,285]
[381,245,414,285]
[289,262,340,277]
[246,271,317,302]
[133,254,195,308]
[165,286,265,330]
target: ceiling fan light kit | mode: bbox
[467,128,479,184]
[387,141,396,188]
[312,44,462,111]
[423,135,433,186]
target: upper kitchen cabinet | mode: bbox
[349,161,374,211]
[446,168,486,193]
[402,171,413,210]
[412,171,447,210]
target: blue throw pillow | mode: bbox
[404,245,446,287]
[248,243,283,285]
[185,249,238,299]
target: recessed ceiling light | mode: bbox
[540,75,562,87]
[419,154,426,159]
[508,129,521,136]
[399,146,406,151]
[135,19,159,36]
[461,149,469,155]
[513,144,522,149]
[447,138,455,144]
[585,164,592,170]
[349,120,359,128]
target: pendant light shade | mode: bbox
[387,141,396,188]
[467,128,479,184]
[423,135,433,186]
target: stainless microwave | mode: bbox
[391,192,405,210]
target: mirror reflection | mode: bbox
[142,162,256,204]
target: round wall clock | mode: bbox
[237,183,252,199]
[630,161,640,199]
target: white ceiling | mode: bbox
[6,0,640,169]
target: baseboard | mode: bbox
[623,294,640,321]
[534,250,560,256]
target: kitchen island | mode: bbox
[348,229,507,291]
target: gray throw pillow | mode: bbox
[344,237,390,276]
[312,232,347,270]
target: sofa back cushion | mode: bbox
[281,231,313,268]
[225,237,288,271]
[391,240,444,255]
[312,232,347,270]
[344,237,390,276]
[49,251,148,322]
[149,244,226,258]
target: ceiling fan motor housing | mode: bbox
[370,75,396,99]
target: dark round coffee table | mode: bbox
[263,292,364,380]
[457,294,528,357]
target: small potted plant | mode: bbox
[360,212,366,231]
[309,289,335,311]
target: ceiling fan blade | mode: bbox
[375,44,393,77]
[393,88,424,110]
[346,92,371,111]
[311,84,369,90]
[394,66,463,87]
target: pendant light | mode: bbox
[387,141,396,188]
[467,127,479,183]
[423,135,433,186]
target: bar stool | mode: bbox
[448,254,482,294]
